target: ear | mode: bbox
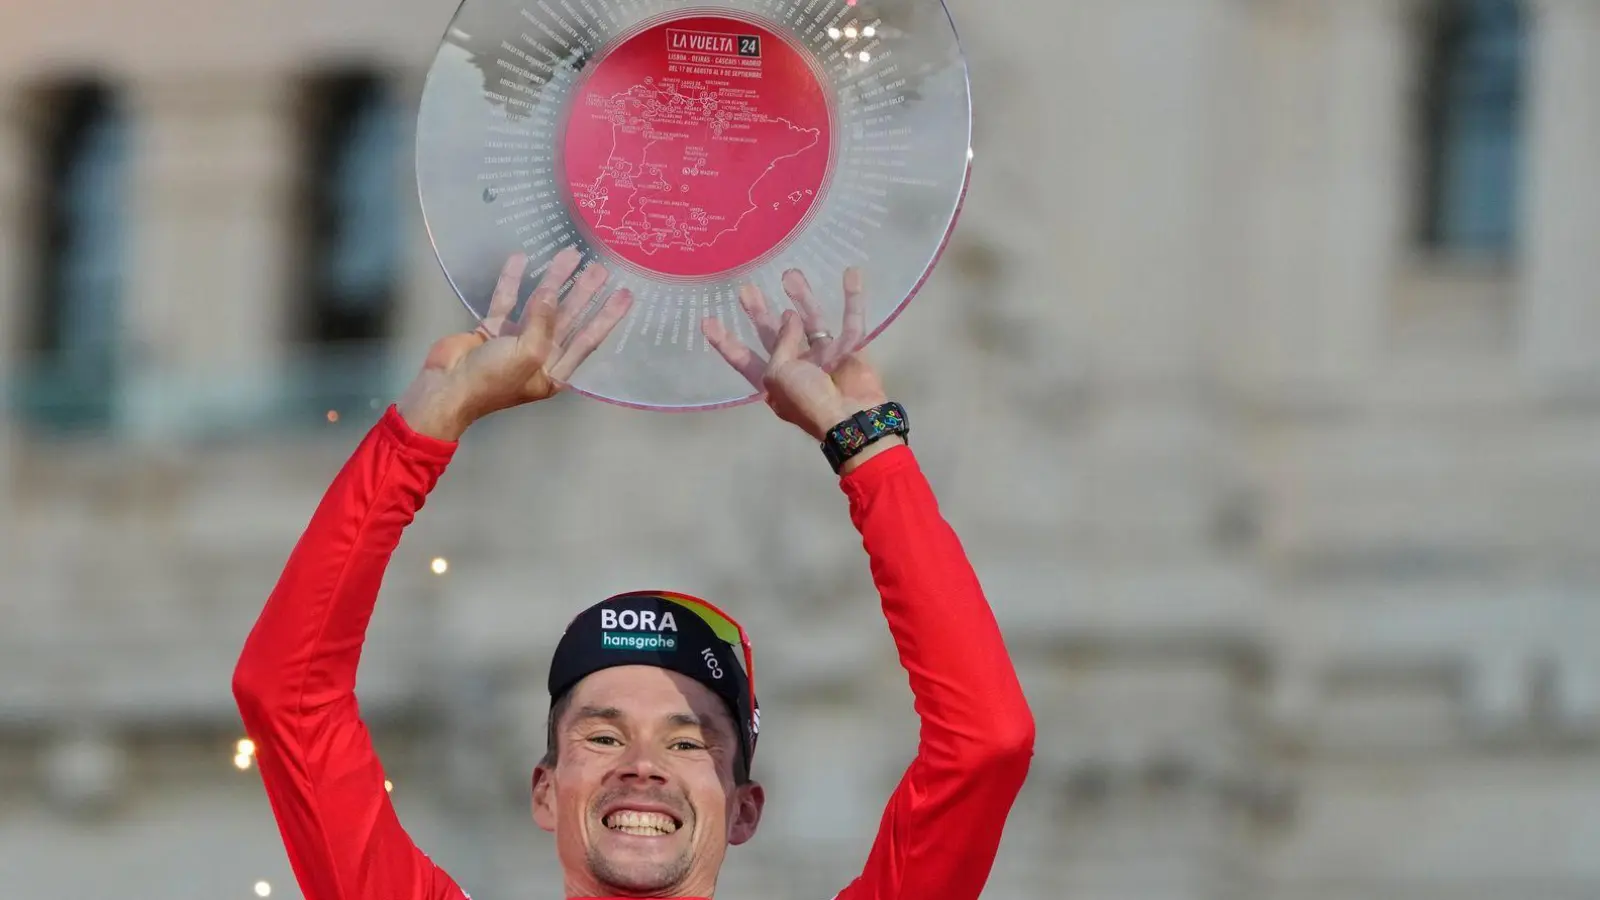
[727,780,765,846]
[531,764,558,833]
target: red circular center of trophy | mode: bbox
[562,16,831,278]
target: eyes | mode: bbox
[584,733,706,753]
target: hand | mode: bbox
[398,247,633,441]
[701,267,891,443]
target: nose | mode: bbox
[613,741,671,785]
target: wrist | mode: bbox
[819,401,909,475]
[396,380,473,443]
[398,404,471,443]
[837,435,905,475]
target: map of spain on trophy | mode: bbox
[564,17,831,279]
[416,0,972,410]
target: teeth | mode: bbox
[604,810,678,835]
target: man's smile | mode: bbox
[603,809,681,836]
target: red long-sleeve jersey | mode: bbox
[233,405,1035,900]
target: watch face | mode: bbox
[416,0,972,411]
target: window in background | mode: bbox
[1417,0,1526,257]
[290,69,404,419]
[17,81,130,435]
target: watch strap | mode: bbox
[821,401,909,474]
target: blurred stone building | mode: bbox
[3,0,1599,898]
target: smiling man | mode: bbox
[232,252,1036,900]
[534,590,766,898]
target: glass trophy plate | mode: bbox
[417,0,971,410]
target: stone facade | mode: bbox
[2,1,1598,898]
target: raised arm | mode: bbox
[232,408,467,900]
[234,248,631,900]
[701,267,1035,900]
[833,444,1034,900]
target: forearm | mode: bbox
[842,444,1034,757]
[836,443,1034,900]
[232,406,462,900]
[234,406,456,707]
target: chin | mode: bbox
[600,872,681,895]
[588,837,694,893]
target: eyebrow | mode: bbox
[569,705,730,737]
[570,705,624,724]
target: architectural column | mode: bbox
[1520,0,1600,389]
[1042,0,1257,603]
[0,92,28,473]
[941,8,1265,893]
[1233,0,1408,403]
[0,90,31,603]
[120,74,298,442]
[1039,0,1236,390]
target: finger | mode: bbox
[738,283,782,353]
[702,317,767,388]
[768,309,809,368]
[546,288,634,384]
[821,267,867,369]
[837,267,866,353]
[781,269,828,336]
[481,253,530,337]
[554,260,611,345]
[518,246,583,346]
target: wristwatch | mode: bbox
[821,401,909,474]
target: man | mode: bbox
[233,248,1035,900]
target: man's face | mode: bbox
[532,665,764,897]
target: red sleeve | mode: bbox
[831,444,1036,900]
[232,406,470,900]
